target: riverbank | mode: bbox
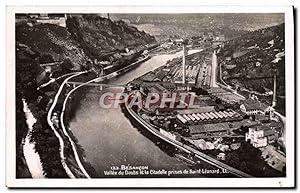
[22,99,45,178]
[51,71,99,178]
[50,56,153,178]
[16,99,32,178]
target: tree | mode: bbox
[61,58,73,73]
[39,54,54,63]
[240,161,249,173]
[225,153,240,168]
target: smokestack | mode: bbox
[210,50,218,87]
[107,13,110,20]
[272,73,277,107]
[182,43,186,84]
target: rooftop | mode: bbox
[189,122,230,134]
[250,125,276,137]
[177,106,215,114]
[242,98,269,111]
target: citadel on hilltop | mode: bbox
[16,13,67,27]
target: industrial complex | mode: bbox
[125,41,286,176]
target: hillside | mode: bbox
[16,14,156,70]
[16,43,69,178]
[66,14,156,60]
[16,23,90,70]
[15,14,156,178]
[218,23,285,114]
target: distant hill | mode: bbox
[111,13,284,40]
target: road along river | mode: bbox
[68,50,214,177]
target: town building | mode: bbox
[16,14,67,28]
[159,128,181,141]
[207,87,245,104]
[176,109,243,126]
[36,14,67,27]
[245,126,278,148]
[217,153,226,161]
[240,98,269,115]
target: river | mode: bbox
[69,50,202,177]
[22,99,45,178]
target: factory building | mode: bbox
[176,110,242,125]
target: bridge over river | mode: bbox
[67,81,126,90]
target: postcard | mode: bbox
[6,5,295,188]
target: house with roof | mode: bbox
[240,98,269,115]
[245,125,278,148]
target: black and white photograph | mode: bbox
[6,5,295,188]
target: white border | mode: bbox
[6,6,295,188]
